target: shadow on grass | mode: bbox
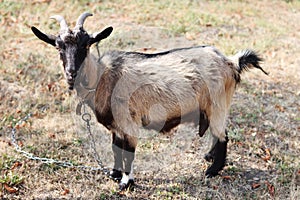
[113,163,299,199]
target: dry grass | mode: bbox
[1,0,300,199]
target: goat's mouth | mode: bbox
[66,75,76,90]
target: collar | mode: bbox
[75,84,96,115]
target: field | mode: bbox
[0,0,299,199]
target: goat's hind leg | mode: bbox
[205,130,228,177]
[204,135,218,162]
[198,111,217,162]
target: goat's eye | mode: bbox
[59,44,66,50]
[56,40,66,50]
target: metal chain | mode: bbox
[81,104,109,174]
[10,109,109,174]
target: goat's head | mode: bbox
[31,12,113,90]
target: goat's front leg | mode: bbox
[110,132,123,181]
[119,134,137,191]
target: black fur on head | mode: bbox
[31,12,113,90]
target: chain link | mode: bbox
[10,109,109,174]
[81,104,109,173]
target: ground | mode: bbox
[0,0,299,199]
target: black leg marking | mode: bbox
[204,145,216,162]
[205,135,228,177]
[204,135,218,162]
[109,169,122,182]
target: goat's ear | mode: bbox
[89,26,113,45]
[31,26,56,47]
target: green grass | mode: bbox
[227,128,245,142]
[0,155,24,192]
[0,155,16,171]
[0,172,24,186]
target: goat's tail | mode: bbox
[230,50,268,80]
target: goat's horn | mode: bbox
[50,15,69,32]
[75,12,93,30]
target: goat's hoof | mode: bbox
[109,169,122,182]
[204,153,214,162]
[205,168,220,178]
[119,179,134,191]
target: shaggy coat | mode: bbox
[31,12,267,191]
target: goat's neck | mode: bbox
[74,53,103,105]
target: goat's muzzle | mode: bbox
[66,71,77,90]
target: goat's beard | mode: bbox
[66,78,75,90]
[68,85,74,90]
[67,80,75,90]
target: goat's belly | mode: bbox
[141,109,200,133]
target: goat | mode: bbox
[31,12,268,191]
